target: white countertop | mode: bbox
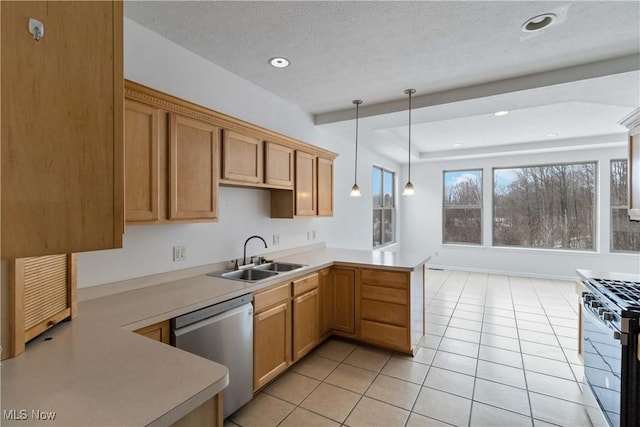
[1,246,429,426]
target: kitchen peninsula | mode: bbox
[2,246,429,426]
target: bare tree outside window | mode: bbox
[443,170,482,244]
[493,163,596,250]
[611,159,640,252]
[373,166,395,247]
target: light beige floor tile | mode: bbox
[480,332,520,352]
[515,312,549,324]
[425,322,447,336]
[529,392,593,426]
[229,393,294,427]
[481,323,519,339]
[278,407,340,427]
[518,329,560,346]
[299,383,360,423]
[403,346,436,365]
[406,412,453,427]
[422,333,443,349]
[551,325,578,338]
[449,318,482,332]
[381,357,429,384]
[483,307,515,319]
[343,345,392,372]
[476,359,526,389]
[517,320,555,334]
[424,367,475,399]
[438,337,479,358]
[470,401,532,427]
[443,327,481,343]
[563,347,583,365]
[570,363,584,382]
[263,371,320,405]
[223,420,240,427]
[525,371,584,404]
[344,396,409,427]
[533,419,561,427]
[312,339,357,362]
[473,378,530,416]
[522,354,574,380]
[456,303,485,313]
[290,355,339,380]
[413,387,472,426]
[557,335,579,351]
[324,363,376,394]
[431,351,477,376]
[478,345,522,368]
[365,373,420,410]
[520,341,566,361]
[452,310,484,322]
[548,316,579,328]
[426,313,452,325]
[483,314,517,327]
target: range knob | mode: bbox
[590,300,601,309]
[601,312,614,321]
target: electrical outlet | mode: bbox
[173,245,187,262]
[312,230,317,240]
[272,234,280,246]
[306,231,312,241]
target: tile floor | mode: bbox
[226,270,607,427]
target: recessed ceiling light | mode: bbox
[494,110,509,116]
[545,133,558,138]
[522,13,557,32]
[268,57,290,68]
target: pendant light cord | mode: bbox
[407,91,412,181]
[354,101,359,184]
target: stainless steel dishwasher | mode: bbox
[173,293,253,419]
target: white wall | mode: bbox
[77,19,399,287]
[399,146,640,280]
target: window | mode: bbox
[611,159,640,252]
[373,166,395,247]
[493,162,596,250]
[443,170,483,244]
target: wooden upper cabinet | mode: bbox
[221,130,264,184]
[265,142,294,189]
[125,100,160,222]
[317,157,334,216]
[169,114,219,220]
[1,1,124,258]
[295,151,317,216]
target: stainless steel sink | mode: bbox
[208,268,279,282]
[253,262,306,272]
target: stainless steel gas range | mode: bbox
[578,270,640,427]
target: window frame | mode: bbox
[491,161,598,252]
[372,165,396,248]
[442,169,483,246]
[610,158,640,253]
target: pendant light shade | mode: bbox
[402,89,416,196]
[350,99,363,197]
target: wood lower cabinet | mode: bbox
[292,274,320,361]
[333,268,356,335]
[172,394,223,427]
[221,130,264,184]
[134,320,170,344]
[319,269,334,338]
[1,1,124,258]
[253,283,291,391]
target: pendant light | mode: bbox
[350,99,363,197]
[402,89,416,196]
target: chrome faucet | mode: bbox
[243,235,267,266]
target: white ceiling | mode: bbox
[124,1,640,163]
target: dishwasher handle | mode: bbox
[174,293,253,330]
[173,302,253,338]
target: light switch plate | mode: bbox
[173,245,187,261]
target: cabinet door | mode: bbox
[333,269,355,334]
[1,1,124,258]
[168,114,219,220]
[125,100,160,222]
[319,269,334,337]
[253,301,291,390]
[292,288,319,361]
[295,151,317,216]
[317,157,334,216]
[134,320,170,344]
[222,130,263,184]
[265,142,294,188]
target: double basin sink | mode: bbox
[208,262,306,283]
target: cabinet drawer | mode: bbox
[361,300,407,327]
[360,320,409,350]
[361,285,407,305]
[360,269,408,289]
[254,282,290,312]
[293,273,319,296]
